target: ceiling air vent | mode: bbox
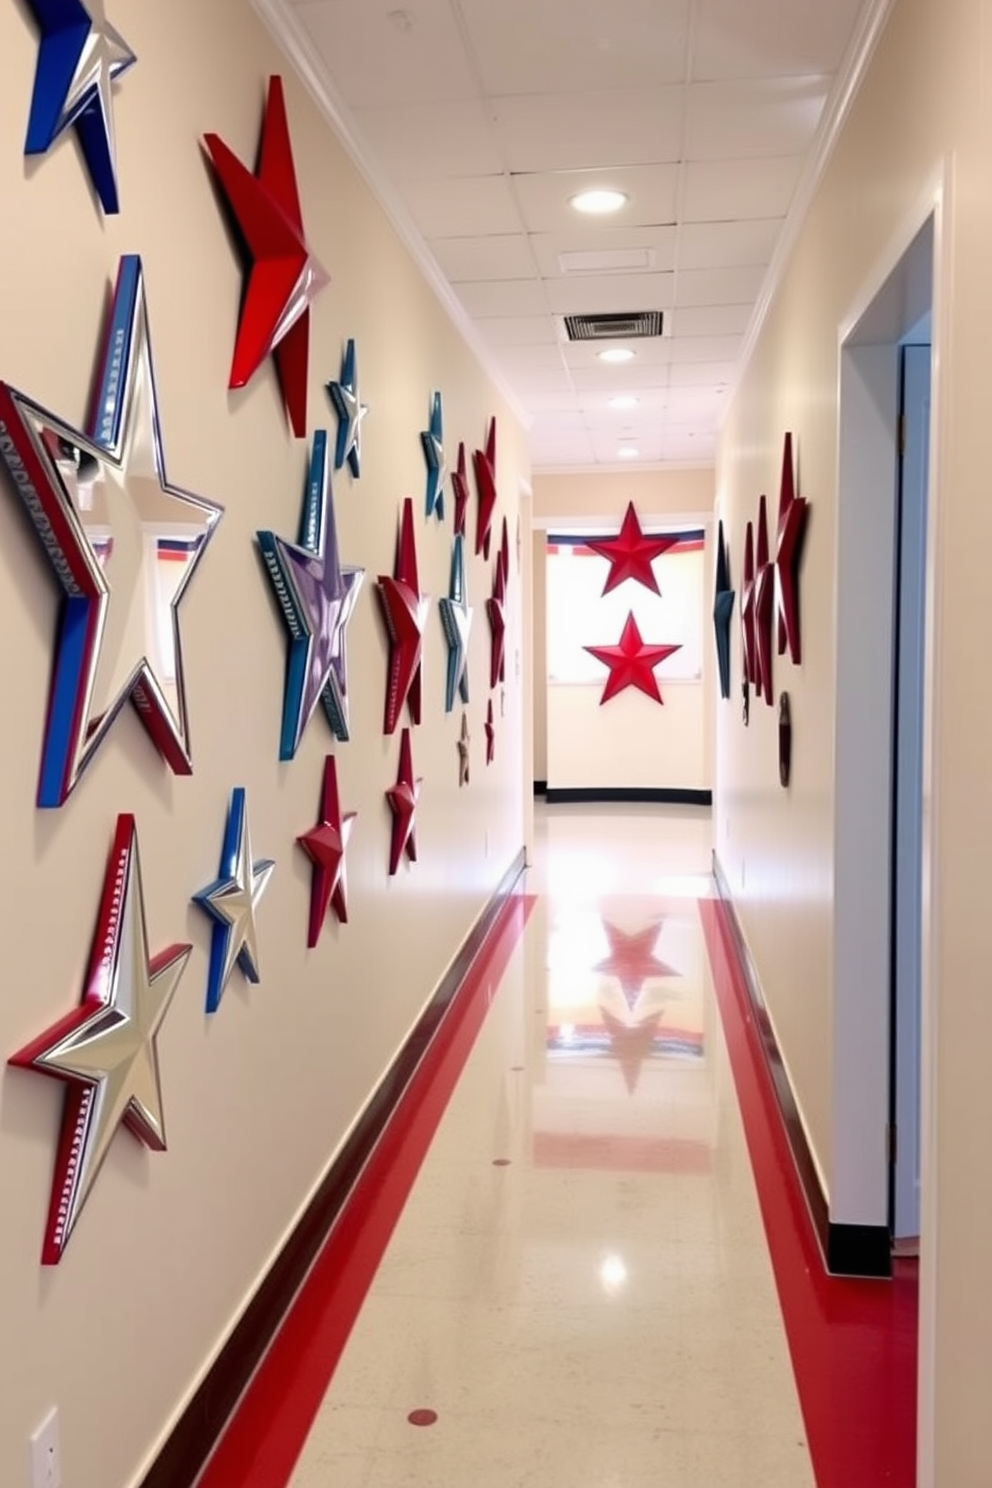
[563,310,663,342]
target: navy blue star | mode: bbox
[420,390,446,520]
[326,338,368,478]
[713,519,736,701]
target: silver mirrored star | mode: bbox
[193,788,275,1014]
[326,338,368,478]
[438,534,473,712]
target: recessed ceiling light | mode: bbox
[597,348,635,364]
[569,188,628,215]
[618,446,639,460]
[608,395,640,409]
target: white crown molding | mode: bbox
[249,0,532,432]
[722,0,897,425]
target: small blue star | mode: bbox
[193,789,275,1015]
[326,339,368,478]
[421,390,446,520]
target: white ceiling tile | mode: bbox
[677,218,781,271]
[570,363,671,392]
[491,344,568,373]
[458,0,692,94]
[686,78,829,160]
[403,176,525,238]
[591,430,666,464]
[579,387,669,417]
[662,432,717,460]
[669,303,753,336]
[294,0,477,106]
[498,365,576,393]
[529,225,677,280]
[351,101,503,180]
[531,409,589,433]
[525,388,592,413]
[561,335,674,371]
[682,155,804,221]
[668,361,737,386]
[430,234,537,282]
[475,316,560,348]
[675,265,766,306]
[492,89,684,173]
[666,333,744,363]
[454,279,548,317]
[531,429,596,466]
[544,272,674,316]
[511,164,679,232]
[693,0,864,82]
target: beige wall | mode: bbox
[0,5,528,1487]
[715,0,992,1481]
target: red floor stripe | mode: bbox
[699,897,918,1488]
[196,891,535,1488]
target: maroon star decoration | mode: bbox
[775,432,809,664]
[386,727,421,875]
[203,75,329,438]
[485,698,495,765]
[584,613,681,705]
[599,1007,664,1094]
[498,516,510,595]
[451,440,470,538]
[296,756,356,946]
[486,550,507,690]
[753,494,775,704]
[594,919,680,1013]
[585,502,680,595]
[473,417,497,559]
[740,520,757,687]
[376,497,430,734]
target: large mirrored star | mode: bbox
[376,497,430,734]
[193,788,275,1014]
[421,390,446,520]
[774,432,809,664]
[438,534,473,712]
[386,727,421,875]
[451,440,470,537]
[473,417,498,559]
[754,494,775,704]
[204,75,328,439]
[586,502,679,595]
[594,919,680,1013]
[326,338,368,478]
[0,254,222,807]
[257,430,364,758]
[297,755,356,946]
[23,0,136,215]
[8,814,191,1264]
[584,613,682,705]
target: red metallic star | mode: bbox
[740,521,757,686]
[753,494,775,704]
[451,440,470,537]
[486,551,507,689]
[775,432,809,664]
[386,727,421,874]
[498,516,510,596]
[485,698,495,764]
[296,756,356,946]
[584,613,681,705]
[203,75,328,438]
[599,1007,664,1094]
[586,501,679,596]
[473,417,497,559]
[594,919,680,1013]
[376,498,430,735]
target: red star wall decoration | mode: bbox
[386,727,421,875]
[498,516,510,597]
[584,613,682,706]
[451,440,470,537]
[473,417,497,559]
[599,1007,665,1094]
[485,698,495,764]
[296,756,356,946]
[486,551,507,690]
[753,494,775,704]
[586,501,679,595]
[594,919,680,1013]
[740,520,757,686]
[376,498,430,735]
[775,432,809,664]
[203,76,328,438]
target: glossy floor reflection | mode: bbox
[289,804,814,1488]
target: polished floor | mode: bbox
[201,803,917,1488]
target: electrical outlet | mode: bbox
[29,1407,61,1488]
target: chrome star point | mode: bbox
[420,390,446,520]
[326,339,368,478]
[193,789,275,1014]
[438,534,473,712]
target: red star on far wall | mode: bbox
[296,756,356,947]
[775,432,810,664]
[485,698,495,765]
[486,551,507,690]
[753,494,775,705]
[386,727,421,875]
[203,76,328,438]
[451,440,470,537]
[376,498,430,735]
[594,919,680,1013]
[586,501,680,595]
[599,1007,665,1094]
[740,520,757,686]
[584,613,681,706]
[473,417,497,559]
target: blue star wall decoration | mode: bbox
[257,430,364,759]
[420,390,446,520]
[22,0,136,215]
[438,534,473,712]
[192,788,275,1014]
[326,339,368,478]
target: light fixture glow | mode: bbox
[618,446,639,460]
[609,395,640,410]
[600,1254,628,1295]
[569,188,628,215]
[597,348,635,364]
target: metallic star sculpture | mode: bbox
[485,698,495,765]
[9,814,191,1264]
[203,75,328,439]
[297,755,356,945]
[774,432,809,664]
[457,711,471,786]
[438,535,473,712]
[326,338,368,478]
[420,390,446,520]
[740,520,757,688]
[256,430,364,757]
[586,501,679,595]
[594,919,680,1014]
[0,254,222,807]
[193,788,275,1014]
[585,613,682,706]
[473,417,497,559]
[376,497,430,734]
[498,516,511,598]
[23,0,136,215]
[386,727,421,874]
[486,550,507,690]
[713,519,735,701]
[753,494,775,704]
[451,440,470,537]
